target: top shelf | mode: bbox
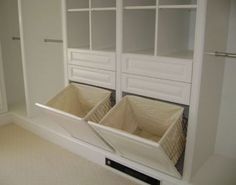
[158,5,197,9]
[67,7,116,12]
[124,5,197,10]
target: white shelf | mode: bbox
[124,49,155,56]
[91,7,116,11]
[68,8,116,12]
[159,5,197,9]
[67,8,90,12]
[124,6,156,10]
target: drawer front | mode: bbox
[68,49,116,71]
[68,65,116,89]
[122,54,192,83]
[122,74,191,105]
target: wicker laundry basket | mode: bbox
[89,95,185,177]
[36,83,112,151]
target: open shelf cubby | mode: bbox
[124,0,156,7]
[159,0,197,5]
[157,8,196,59]
[123,9,156,55]
[91,0,116,8]
[67,11,90,49]
[92,11,116,51]
[66,0,89,9]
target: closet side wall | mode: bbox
[216,0,236,159]
[19,0,65,117]
[0,0,26,107]
[191,0,230,177]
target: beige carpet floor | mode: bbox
[0,124,139,185]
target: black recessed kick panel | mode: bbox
[105,158,160,185]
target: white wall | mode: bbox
[190,0,230,177]
[215,0,236,159]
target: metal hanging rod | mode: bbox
[206,51,236,59]
[12,37,20,40]
[44,39,63,43]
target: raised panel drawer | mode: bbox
[68,65,116,89]
[68,49,116,71]
[122,74,191,105]
[122,54,192,83]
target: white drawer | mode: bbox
[122,74,191,105]
[68,65,116,89]
[122,54,192,83]
[68,49,116,71]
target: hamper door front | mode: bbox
[89,123,181,178]
[36,104,113,152]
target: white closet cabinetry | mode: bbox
[62,0,198,178]
[66,0,116,89]
[0,43,7,114]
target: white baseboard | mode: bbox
[0,113,13,126]
[9,112,186,185]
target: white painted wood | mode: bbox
[12,113,186,185]
[124,6,156,10]
[122,74,191,105]
[182,0,208,181]
[68,49,116,71]
[0,0,26,111]
[158,5,197,9]
[68,65,116,89]
[0,43,7,113]
[90,121,181,178]
[91,8,116,11]
[122,54,193,83]
[18,0,65,117]
[115,0,123,102]
[36,103,113,152]
[61,0,69,86]
[183,0,231,181]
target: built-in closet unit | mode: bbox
[60,0,199,179]
[0,0,26,115]
[54,0,232,184]
[0,0,65,118]
[0,0,234,184]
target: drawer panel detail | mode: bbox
[68,49,116,71]
[68,65,116,89]
[122,55,192,83]
[122,74,191,105]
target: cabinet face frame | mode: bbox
[0,43,7,113]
